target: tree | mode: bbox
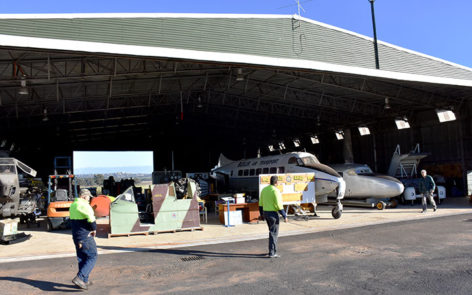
[94,174,105,186]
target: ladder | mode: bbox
[388,144,429,178]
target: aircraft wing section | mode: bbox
[14,159,37,177]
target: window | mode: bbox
[243,169,249,176]
[278,167,285,173]
[262,168,269,174]
[256,168,261,175]
[269,167,277,174]
[249,169,255,176]
[238,170,243,176]
[288,157,298,164]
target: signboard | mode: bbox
[258,173,315,205]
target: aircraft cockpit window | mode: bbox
[297,159,303,166]
[249,169,255,176]
[0,165,16,174]
[301,156,321,166]
[269,167,277,174]
[262,168,269,174]
[288,157,298,164]
[355,167,374,175]
[238,170,243,176]
[278,167,285,173]
[243,169,249,176]
[256,168,261,175]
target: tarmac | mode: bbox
[1,197,472,264]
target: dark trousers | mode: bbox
[263,211,280,256]
[73,236,97,283]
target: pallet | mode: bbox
[108,227,204,238]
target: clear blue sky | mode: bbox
[73,151,153,169]
[2,1,471,68]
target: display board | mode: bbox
[258,173,315,205]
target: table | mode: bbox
[218,203,260,224]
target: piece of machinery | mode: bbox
[46,157,78,231]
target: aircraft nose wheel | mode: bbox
[376,201,386,210]
[331,207,342,219]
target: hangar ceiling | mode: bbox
[1,47,471,153]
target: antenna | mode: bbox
[295,0,305,16]
[277,0,311,16]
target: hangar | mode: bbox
[0,13,471,192]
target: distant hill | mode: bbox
[74,166,153,175]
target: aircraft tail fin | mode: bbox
[217,154,233,167]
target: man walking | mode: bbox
[259,176,288,258]
[70,189,97,290]
[419,169,437,213]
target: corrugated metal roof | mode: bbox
[0,14,471,83]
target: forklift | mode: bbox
[46,157,78,231]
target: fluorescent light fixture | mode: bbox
[384,97,391,110]
[236,68,244,81]
[310,136,319,144]
[278,142,286,150]
[395,118,410,129]
[196,96,203,109]
[436,109,456,122]
[268,145,275,152]
[293,138,300,147]
[335,131,344,140]
[358,126,371,136]
[18,76,29,95]
[0,140,6,148]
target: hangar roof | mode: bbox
[0,13,471,161]
[0,13,471,86]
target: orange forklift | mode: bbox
[46,157,78,231]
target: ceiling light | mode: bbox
[293,138,301,147]
[268,145,275,152]
[42,107,49,122]
[436,109,456,123]
[310,136,320,144]
[0,140,6,148]
[236,68,244,81]
[18,76,29,95]
[384,97,391,110]
[358,126,371,136]
[335,131,344,140]
[395,118,410,129]
[279,142,286,150]
[197,96,203,109]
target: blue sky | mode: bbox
[73,151,153,170]
[2,1,471,68]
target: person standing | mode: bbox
[419,169,437,213]
[259,175,288,258]
[69,189,97,290]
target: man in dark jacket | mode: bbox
[69,189,97,290]
[419,169,437,213]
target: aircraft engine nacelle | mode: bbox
[403,187,417,201]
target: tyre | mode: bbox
[376,201,386,210]
[332,207,342,219]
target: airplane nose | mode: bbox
[388,181,404,195]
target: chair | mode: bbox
[199,201,207,223]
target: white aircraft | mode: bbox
[329,163,404,210]
[210,152,345,218]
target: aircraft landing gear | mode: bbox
[332,201,343,219]
[376,201,386,210]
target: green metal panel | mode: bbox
[0,16,471,81]
[149,193,192,232]
[109,199,140,235]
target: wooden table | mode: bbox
[218,203,260,224]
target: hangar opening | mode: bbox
[0,13,471,196]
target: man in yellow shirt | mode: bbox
[69,189,97,290]
[259,176,288,258]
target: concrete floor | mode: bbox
[1,197,471,263]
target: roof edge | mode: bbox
[1,34,471,88]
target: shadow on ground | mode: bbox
[0,276,81,293]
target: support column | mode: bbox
[343,128,354,164]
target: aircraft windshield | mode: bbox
[301,156,321,166]
[355,167,374,175]
[0,165,16,174]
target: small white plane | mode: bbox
[210,152,345,218]
[328,163,405,209]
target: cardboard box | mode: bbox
[0,218,19,237]
[223,210,243,226]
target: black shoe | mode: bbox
[72,276,88,290]
[434,208,437,212]
[269,254,281,258]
